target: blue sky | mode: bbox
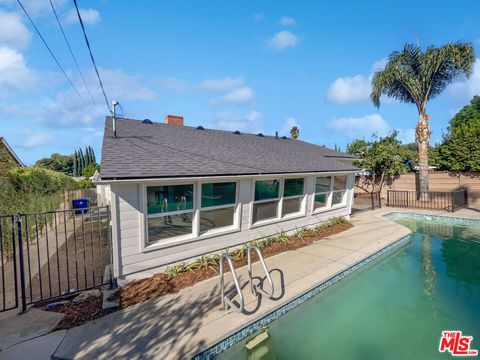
[0,0,479,164]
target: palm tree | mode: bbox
[371,43,475,198]
[290,126,299,139]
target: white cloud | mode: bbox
[266,30,299,51]
[327,113,415,143]
[278,16,295,26]
[64,8,100,25]
[200,76,245,92]
[17,132,54,148]
[0,10,31,49]
[0,0,66,16]
[327,114,390,139]
[214,110,263,132]
[446,58,480,102]
[12,68,156,128]
[252,13,266,22]
[326,58,388,104]
[281,117,300,135]
[0,46,37,97]
[326,75,371,103]
[213,86,255,104]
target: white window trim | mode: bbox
[331,176,348,209]
[140,180,240,252]
[312,176,333,214]
[250,177,307,227]
[197,180,240,237]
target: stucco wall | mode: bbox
[110,173,355,282]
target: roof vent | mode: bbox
[196,126,205,130]
[282,136,288,139]
[143,119,153,124]
[257,133,264,137]
[233,130,241,135]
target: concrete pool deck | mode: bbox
[5,208,479,359]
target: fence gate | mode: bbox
[0,206,113,313]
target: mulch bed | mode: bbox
[112,222,352,309]
[52,295,103,330]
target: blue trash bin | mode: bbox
[72,198,89,214]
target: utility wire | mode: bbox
[16,0,84,100]
[49,0,103,117]
[72,0,111,114]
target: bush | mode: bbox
[0,167,78,215]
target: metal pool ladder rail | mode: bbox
[220,252,244,313]
[248,244,274,299]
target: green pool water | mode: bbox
[217,215,480,360]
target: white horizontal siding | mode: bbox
[111,174,355,280]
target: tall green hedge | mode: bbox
[0,167,78,215]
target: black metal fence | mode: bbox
[0,206,112,313]
[386,189,468,212]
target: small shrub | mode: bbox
[165,263,187,278]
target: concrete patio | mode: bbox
[2,208,479,359]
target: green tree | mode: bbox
[347,131,409,194]
[290,126,299,139]
[371,43,475,197]
[434,96,480,171]
[35,153,74,175]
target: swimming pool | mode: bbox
[206,213,480,359]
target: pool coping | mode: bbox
[192,234,411,359]
[192,210,480,359]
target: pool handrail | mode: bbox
[219,252,244,313]
[247,244,274,299]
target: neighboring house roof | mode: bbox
[100,117,358,180]
[0,137,24,167]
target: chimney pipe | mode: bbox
[275,131,278,139]
[112,100,119,138]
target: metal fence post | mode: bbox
[15,214,27,313]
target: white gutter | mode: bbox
[93,170,358,185]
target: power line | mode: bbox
[16,0,84,100]
[72,0,111,114]
[49,0,103,117]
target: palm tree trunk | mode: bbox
[416,112,431,201]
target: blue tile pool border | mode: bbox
[192,234,411,360]
[384,211,480,227]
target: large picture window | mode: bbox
[282,178,304,216]
[146,184,194,243]
[200,182,237,234]
[253,179,280,223]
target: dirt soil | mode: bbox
[53,295,103,330]
[113,222,352,309]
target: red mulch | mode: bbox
[53,295,103,330]
[112,222,352,309]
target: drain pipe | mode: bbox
[112,100,119,138]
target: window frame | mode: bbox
[198,180,240,236]
[141,179,240,251]
[281,177,306,218]
[250,176,306,227]
[312,176,333,213]
[331,175,348,208]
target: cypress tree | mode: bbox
[73,150,78,176]
[90,146,96,164]
[78,148,84,175]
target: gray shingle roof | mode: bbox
[100,117,358,179]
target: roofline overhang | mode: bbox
[0,137,25,167]
[93,169,358,185]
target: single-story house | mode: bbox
[95,115,358,282]
[0,137,24,176]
